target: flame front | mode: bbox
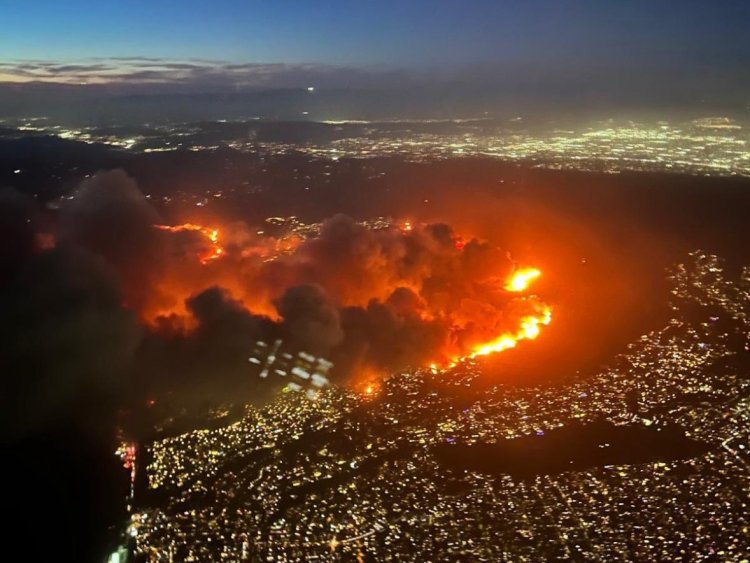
[466,305,552,359]
[145,218,552,376]
[155,223,224,264]
[445,266,552,365]
[505,267,541,292]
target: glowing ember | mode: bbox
[35,232,56,251]
[155,223,225,264]
[505,267,541,292]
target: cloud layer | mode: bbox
[0,58,413,91]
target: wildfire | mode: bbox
[145,216,552,378]
[155,223,224,264]
[505,267,541,292]
[466,306,552,359]
[440,266,551,366]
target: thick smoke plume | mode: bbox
[2,170,551,413]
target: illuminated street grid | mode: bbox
[300,119,750,177]
[6,117,750,177]
[133,252,750,561]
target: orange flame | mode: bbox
[155,223,225,264]
[147,219,552,376]
[435,267,552,367]
[505,267,541,292]
[465,305,552,359]
[464,265,551,360]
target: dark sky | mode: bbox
[1,1,748,107]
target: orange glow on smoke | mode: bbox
[505,267,541,292]
[155,223,225,264]
[436,267,552,366]
[142,218,552,374]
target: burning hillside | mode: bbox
[7,170,554,401]
[154,224,224,264]
[150,212,553,378]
